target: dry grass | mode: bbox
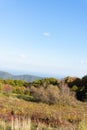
[0,118,87,130]
[0,94,87,129]
[0,117,31,130]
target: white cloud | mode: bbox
[80,60,86,65]
[43,32,51,36]
[19,54,27,59]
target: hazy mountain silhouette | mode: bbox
[0,71,42,82]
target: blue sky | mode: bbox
[0,0,87,77]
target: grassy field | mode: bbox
[0,78,87,130]
[0,94,87,130]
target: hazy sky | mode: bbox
[0,0,87,77]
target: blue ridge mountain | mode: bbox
[0,71,42,82]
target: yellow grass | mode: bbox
[0,94,87,129]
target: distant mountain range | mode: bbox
[0,71,43,82]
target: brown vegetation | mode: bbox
[0,76,87,129]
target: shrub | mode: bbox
[0,83,2,92]
[30,85,60,104]
[72,85,78,92]
[13,86,25,94]
[2,85,13,94]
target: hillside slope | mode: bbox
[0,77,87,129]
[0,71,42,82]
